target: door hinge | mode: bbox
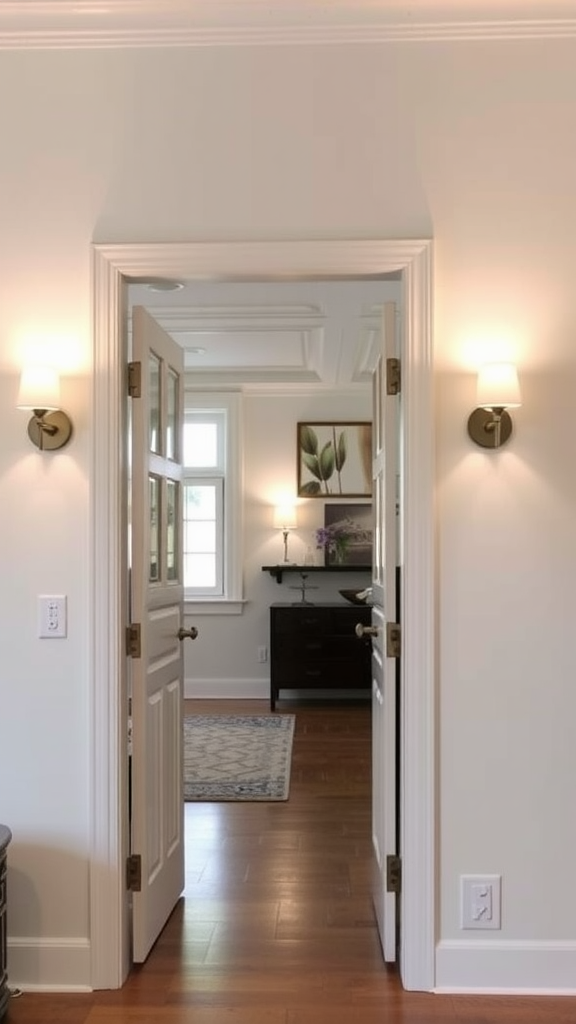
[127,361,142,398]
[126,854,142,892]
[126,622,141,659]
[386,622,401,658]
[386,854,401,894]
[386,357,401,396]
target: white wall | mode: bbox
[1,34,576,990]
[184,390,373,696]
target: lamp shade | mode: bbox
[273,504,297,530]
[476,362,522,410]
[17,366,61,411]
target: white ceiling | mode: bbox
[128,277,402,390]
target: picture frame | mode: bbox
[322,503,373,567]
[297,421,372,498]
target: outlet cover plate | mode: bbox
[38,594,67,638]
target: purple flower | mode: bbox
[315,524,351,549]
[315,526,334,549]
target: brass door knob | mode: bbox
[177,626,198,641]
[355,623,378,639]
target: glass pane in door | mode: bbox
[166,479,179,582]
[149,352,161,454]
[166,368,178,462]
[149,475,160,582]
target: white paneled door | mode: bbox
[130,306,187,962]
[370,301,399,961]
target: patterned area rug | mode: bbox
[183,714,295,801]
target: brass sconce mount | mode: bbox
[467,406,512,449]
[26,408,73,451]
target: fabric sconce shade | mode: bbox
[476,362,522,410]
[17,365,61,411]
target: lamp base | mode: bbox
[27,410,73,451]
[467,408,512,449]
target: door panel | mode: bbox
[371,301,399,961]
[130,306,186,963]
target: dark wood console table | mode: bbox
[269,602,372,709]
[0,825,11,1021]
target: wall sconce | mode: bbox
[467,362,522,449]
[273,504,297,564]
[17,366,73,451]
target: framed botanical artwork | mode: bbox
[297,421,372,498]
[318,503,373,567]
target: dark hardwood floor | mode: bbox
[5,699,576,1023]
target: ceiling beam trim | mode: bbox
[1,2,576,48]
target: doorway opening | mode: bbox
[89,239,434,992]
[126,277,402,969]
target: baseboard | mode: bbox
[435,939,576,993]
[7,937,91,991]
[183,679,371,702]
[184,677,269,700]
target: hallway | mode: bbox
[5,701,576,1022]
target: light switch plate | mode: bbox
[460,874,501,930]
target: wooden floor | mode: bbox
[6,699,576,1023]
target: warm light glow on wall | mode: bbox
[459,333,521,373]
[15,331,87,376]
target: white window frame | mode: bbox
[183,389,243,613]
[183,474,224,597]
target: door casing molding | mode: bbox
[90,238,434,991]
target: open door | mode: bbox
[129,305,189,962]
[368,301,399,960]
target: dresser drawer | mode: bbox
[272,656,370,689]
[273,632,367,661]
[269,602,372,708]
[272,605,370,635]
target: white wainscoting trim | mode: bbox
[7,937,91,991]
[185,677,268,700]
[435,939,576,993]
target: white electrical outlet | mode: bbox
[257,646,268,663]
[38,595,67,638]
[460,874,501,930]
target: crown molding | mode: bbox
[1,1,576,49]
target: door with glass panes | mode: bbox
[130,306,187,962]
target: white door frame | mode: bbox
[90,238,434,992]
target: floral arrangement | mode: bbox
[315,523,352,564]
[315,509,373,566]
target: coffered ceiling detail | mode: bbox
[128,280,400,391]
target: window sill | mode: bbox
[184,599,245,616]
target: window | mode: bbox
[183,392,242,608]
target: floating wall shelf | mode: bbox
[262,564,371,584]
